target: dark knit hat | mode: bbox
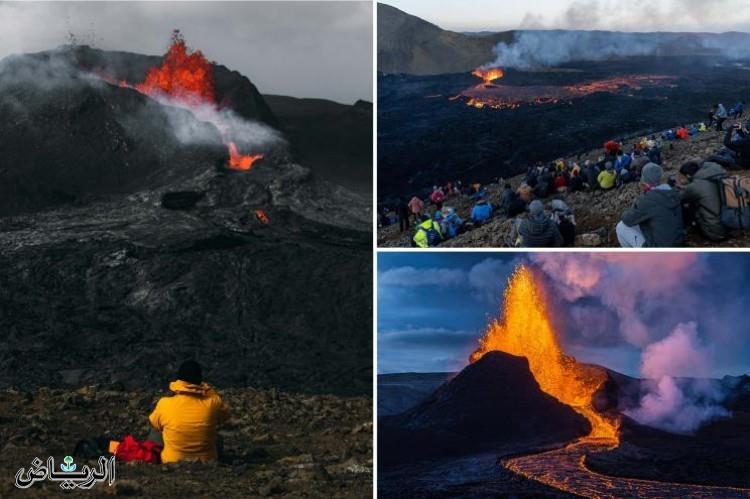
[177,360,202,385]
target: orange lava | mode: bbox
[458,74,677,110]
[470,265,620,441]
[254,209,270,224]
[472,67,505,84]
[134,30,215,107]
[103,30,263,171]
[228,142,263,171]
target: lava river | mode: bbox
[470,266,750,497]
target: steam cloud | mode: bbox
[625,323,730,433]
[529,253,734,434]
[484,30,750,70]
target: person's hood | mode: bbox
[695,162,725,180]
[169,380,211,396]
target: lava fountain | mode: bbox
[472,67,505,85]
[106,30,263,171]
[470,265,620,442]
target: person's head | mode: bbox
[177,360,202,385]
[504,183,512,190]
[605,161,614,171]
[529,200,544,216]
[679,161,701,180]
[421,214,431,222]
[641,162,663,187]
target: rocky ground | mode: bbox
[0,386,372,498]
[378,116,750,247]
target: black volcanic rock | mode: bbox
[0,47,372,397]
[378,351,590,466]
[264,95,373,192]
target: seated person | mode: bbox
[597,162,617,190]
[149,360,231,463]
[616,163,684,247]
[679,161,728,242]
[413,215,443,248]
[471,199,493,225]
[713,122,750,169]
[518,200,564,248]
[440,207,464,239]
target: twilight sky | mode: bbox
[385,0,750,33]
[0,1,372,104]
[378,252,750,378]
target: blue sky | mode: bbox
[378,252,750,378]
[385,0,750,33]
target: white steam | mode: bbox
[625,322,730,433]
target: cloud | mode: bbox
[379,327,477,349]
[379,266,467,287]
[467,257,518,303]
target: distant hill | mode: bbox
[377,3,513,75]
[377,372,454,416]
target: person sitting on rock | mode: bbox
[440,207,464,239]
[719,121,750,169]
[471,199,493,226]
[715,103,729,131]
[729,101,745,119]
[148,360,231,463]
[413,214,443,248]
[553,172,568,193]
[597,162,617,190]
[518,200,563,248]
[679,161,728,242]
[429,186,445,208]
[616,163,684,247]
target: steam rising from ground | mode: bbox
[530,254,733,434]
[625,322,730,433]
[485,30,750,70]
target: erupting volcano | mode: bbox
[472,67,504,84]
[456,73,678,110]
[471,265,620,442]
[108,30,263,170]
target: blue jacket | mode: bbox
[615,154,631,173]
[471,201,492,223]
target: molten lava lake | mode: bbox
[378,56,750,201]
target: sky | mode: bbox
[0,1,372,104]
[385,0,750,33]
[378,252,750,378]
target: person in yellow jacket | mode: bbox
[597,162,617,190]
[148,360,231,463]
[413,215,443,248]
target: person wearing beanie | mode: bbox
[518,200,564,247]
[679,160,728,242]
[597,161,617,190]
[616,162,684,247]
[148,360,231,463]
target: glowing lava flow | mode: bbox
[470,265,620,441]
[107,30,263,171]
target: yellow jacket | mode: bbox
[413,219,442,248]
[597,170,616,189]
[148,380,231,463]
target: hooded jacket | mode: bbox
[149,380,231,463]
[621,185,684,247]
[518,213,564,247]
[680,162,728,241]
[471,200,492,223]
[413,218,442,248]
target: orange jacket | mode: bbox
[148,380,231,463]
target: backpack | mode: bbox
[114,435,163,464]
[716,176,750,230]
[420,222,441,246]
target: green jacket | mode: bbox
[680,162,728,242]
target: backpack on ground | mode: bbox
[715,175,750,230]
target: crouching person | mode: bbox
[679,161,728,242]
[149,360,231,463]
[616,163,684,247]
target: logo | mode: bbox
[15,455,115,490]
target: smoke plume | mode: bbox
[625,322,730,433]
[484,30,750,70]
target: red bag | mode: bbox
[114,435,163,464]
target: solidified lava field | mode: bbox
[378,55,750,201]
